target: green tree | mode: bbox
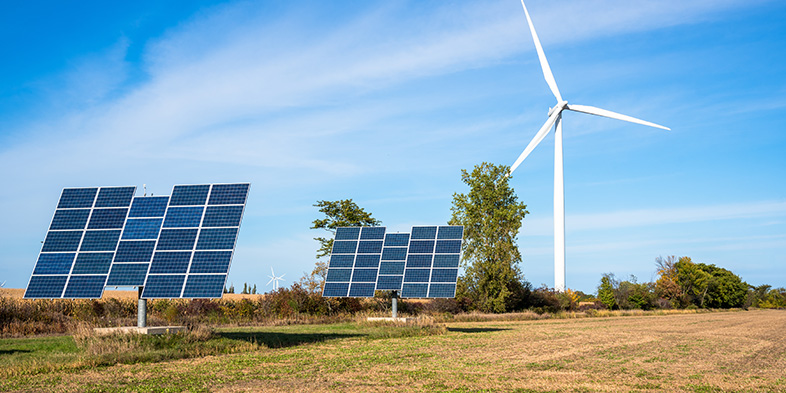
[449,162,529,313]
[252,284,257,295]
[673,257,747,308]
[598,274,617,310]
[301,199,381,293]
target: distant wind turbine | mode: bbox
[0,281,5,288]
[509,1,670,292]
[267,267,286,291]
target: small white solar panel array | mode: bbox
[322,226,463,298]
[24,183,249,299]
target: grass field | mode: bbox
[1,310,784,392]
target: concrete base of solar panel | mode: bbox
[93,326,187,336]
[366,317,418,323]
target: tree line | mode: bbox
[307,162,785,313]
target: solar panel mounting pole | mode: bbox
[138,287,147,328]
[391,290,398,318]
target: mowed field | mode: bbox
[2,310,784,392]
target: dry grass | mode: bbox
[3,309,784,392]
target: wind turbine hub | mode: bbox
[548,101,568,117]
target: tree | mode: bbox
[598,274,617,310]
[672,257,747,308]
[252,284,257,295]
[449,162,529,313]
[655,255,683,307]
[301,199,382,293]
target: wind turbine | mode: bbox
[510,1,669,292]
[267,267,286,291]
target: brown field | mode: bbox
[6,309,784,392]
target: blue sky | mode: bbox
[1,0,784,294]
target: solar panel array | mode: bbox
[322,226,463,298]
[24,183,249,299]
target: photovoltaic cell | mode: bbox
[33,254,75,275]
[142,275,185,298]
[169,185,209,206]
[50,209,90,230]
[57,188,97,209]
[149,252,191,274]
[128,196,169,218]
[80,230,121,251]
[95,187,135,208]
[163,207,203,228]
[64,275,106,298]
[107,264,149,286]
[182,275,226,298]
[72,253,113,275]
[208,183,249,205]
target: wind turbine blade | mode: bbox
[267,277,275,285]
[567,104,670,130]
[520,1,562,102]
[509,109,561,175]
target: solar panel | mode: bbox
[321,225,464,299]
[139,183,249,299]
[24,186,136,299]
[24,183,249,299]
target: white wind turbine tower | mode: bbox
[267,267,286,291]
[510,1,669,292]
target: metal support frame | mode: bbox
[137,287,147,328]
[391,290,398,318]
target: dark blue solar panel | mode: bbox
[438,226,464,240]
[354,255,380,268]
[331,240,357,254]
[404,269,430,283]
[322,282,350,297]
[431,269,458,283]
[33,253,75,275]
[106,263,149,286]
[435,240,462,254]
[411,226,437,240]
[433,254,460,268]
[409,240,435,254]
[72,253,113,274]
[384,233,410,246]
[25,276,68,298]
[163,207,204,228]
[50,209,90,230]
[335,227,360,240]
[360,227,385,240]
[196,228,238,250]
[64,275,106,298]
[189,251,232,273]
[326,268,352,282]
[208,183,249,205]
[349,283,375,297]
[149,252,192,274]
[42,231,82,252]
[122,218,163,240]
[170,185,209,206]
[114,241,156,262]
[381,247,407,261]
[95,187,135,208]
[57,188,97,209]
[376,275,403,290]
[402,283,428,298]
[128,196,169,217]
[88,209,128,229]
[142,275,185,298]
[157,229,198,250]
[80,230,121,251]
[428,283,456,298]
[351,269,377,282]
[379,261,405,275]
[357,241,383,254]
[202,206,243,227]
[182,274,226,298]
[329,254,354,268]
[406,255,432,268]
